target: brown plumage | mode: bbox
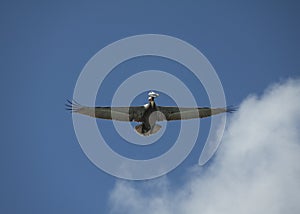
[66,92,236,136]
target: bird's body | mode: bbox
[66,91,236,136]
[138,97,162,135]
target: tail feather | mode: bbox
[134,124,162,136]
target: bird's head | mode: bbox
[148,91,159,98]
[148,91,159,107]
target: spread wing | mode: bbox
[66,100,145,122]
[156,106,236,121]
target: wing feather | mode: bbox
[66,100,236,122]
[156,106,236,121]
[65,100,145,122]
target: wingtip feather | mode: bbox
[65,99,83,112]
[226,105,238,113]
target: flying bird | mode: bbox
[66,91,236,136]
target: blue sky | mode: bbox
[1,1,299,213]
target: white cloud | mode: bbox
[109,79,300,214]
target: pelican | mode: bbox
[66,91,236,136]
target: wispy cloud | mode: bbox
[109,79,300,214]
